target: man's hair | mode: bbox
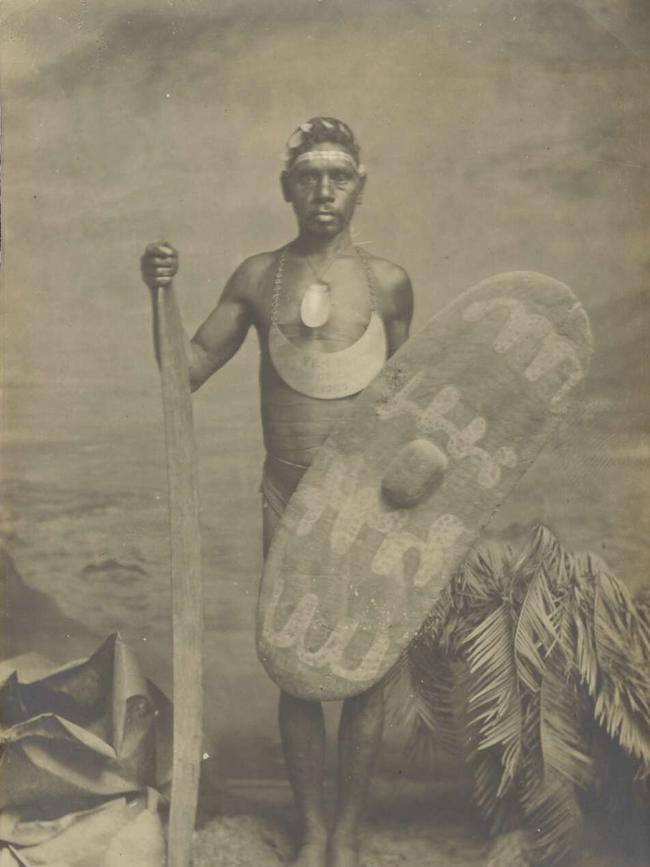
[285,117,361,168]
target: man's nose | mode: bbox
[315,175,335,201]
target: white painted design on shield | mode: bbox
[291,450,409,545]
[262,578,390,682]
[463,296,552,351]
[462,296,584,410]
[524,330,585,410]
[371,513,467,587]
[377,377,516,489]
[331,486,376,557]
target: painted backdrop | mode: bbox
[2,0,648,775]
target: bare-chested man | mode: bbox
[141,117,413,867]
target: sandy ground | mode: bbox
[190,777,642,867]
[192,779,491,867]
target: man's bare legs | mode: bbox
[266,503,327,866]
[280,691,329,866]
[265,501,383,866]
[330,682,384,867]
[280,684,384,867]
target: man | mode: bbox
[141,117,413,867]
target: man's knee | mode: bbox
[280,689,323,714]
[341,681,385,719]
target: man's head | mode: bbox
[281,117,366,238]
[284,117,363,170]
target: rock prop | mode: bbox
[0,633,172,866]
[0,790,165,867]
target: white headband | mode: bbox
[288,150,366,176]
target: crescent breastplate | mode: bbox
[268,246,388,400]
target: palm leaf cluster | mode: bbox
[396,525,650,865]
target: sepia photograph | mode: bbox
[1,2,648,865]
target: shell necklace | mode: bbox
[268,245,388,400]
[299,244,347,328]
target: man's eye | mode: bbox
[332,172,351,184]
[299,173,318,186]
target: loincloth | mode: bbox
[260,452,309,518]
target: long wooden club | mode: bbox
[155,280,203,867]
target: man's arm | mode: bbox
[187,264,254,391]
[374,261,414,356]
[141,242,254,392]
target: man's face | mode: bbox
[282,142,366,238]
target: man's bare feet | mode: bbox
[329,832,361,867]
[291,833,328,867]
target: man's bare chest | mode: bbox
[256,254,377,352]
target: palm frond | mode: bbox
[516,692,582,865]
[592,569,650,768]
[633,587,650,657]
[464,604,523,795]
[404,710,445,769]
[384,655,441,770]
[407,639,461,758]
[449,540,514,631]
[384,654,418,730]
[460,656,523,835]
[398,525,648,865]
[470,743,523,834]
[514,565,561,693]
[594,570,648,695]
[467,540,515,592]
[511,525,565,590]
[533,569,595,790]
[540,651,594,788]
[523,768,583,865]
[574,601,598,697]
[593,683,650,768]
[415,585,454,653]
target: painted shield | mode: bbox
[256,272,593,700]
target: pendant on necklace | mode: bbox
[300,282,332,328]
